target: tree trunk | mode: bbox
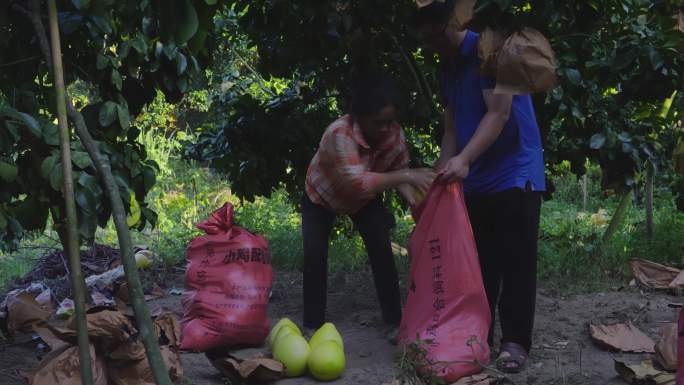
[30,3,172,385]
[645,162,654,239]
[582,174,588,211]
[599,190,633,255]
[46,1,93,384]
[66,106,172,385]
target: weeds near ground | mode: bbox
[395,335,521,385]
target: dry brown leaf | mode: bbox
[210,354,284,382]
[21,343,108,385]
[107,345,183,385]
[614,359,676,385]
[209,354,242,380]
[668,270,684,288]
[654,323,677,371]
[590,323,655,353]
[450,373,498,385]
[630,259,680,290]
[238,357,284,382]
[6,292,51,334]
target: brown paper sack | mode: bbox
[6,292,51,334]
[478,27,506,77]
[153,311,182,348]
[61,309,137,351]
[493,28,558,95]
[654,323,677,371]
[107,345,183,385]
[21,343,107,385]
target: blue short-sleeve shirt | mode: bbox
[439,30,546,195]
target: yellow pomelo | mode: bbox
[309,322,344,350]
[272,334,310,377]
[268,318,301,346]
[308,340,345,381]
[134,250,154,269]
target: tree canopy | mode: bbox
[0,0,220,250]
[187,0,683,201]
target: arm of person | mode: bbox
[435,106,458,170]
[329,130,436,201]
[438,90,513,183]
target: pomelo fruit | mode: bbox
[272,333,310,377]
[135,250,154,269]
[309,322,344,350]
[308,340,345,381]
[268,318,301,346]
[272,325,301,349]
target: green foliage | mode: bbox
[184,1,440,201]
[185,0,684,204]
[0,0,221,250]
[538,170,684,286]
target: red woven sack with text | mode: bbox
[398,183,491,382]
[180,203,273,352]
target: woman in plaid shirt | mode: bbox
[302,74,436,330]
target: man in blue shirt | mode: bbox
[416,1,545,373]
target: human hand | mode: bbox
[398,183,430,206]
[436,155,469,184]
[406,168,437,193]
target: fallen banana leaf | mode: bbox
[654,323,677,371]
[590,322,655,353]
[614,359,676,385]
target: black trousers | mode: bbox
[302,194,402,329]
[465,187,541,352]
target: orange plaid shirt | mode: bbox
[305,115,410,214]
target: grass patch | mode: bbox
[2,155,683,292]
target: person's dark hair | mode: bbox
[415,0,456,29]
[349,73,398,118]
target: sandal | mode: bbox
[496,342,528,373]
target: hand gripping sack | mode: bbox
[398,184,491,382]
[180,203,273,352]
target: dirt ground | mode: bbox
[0,268,680,385]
